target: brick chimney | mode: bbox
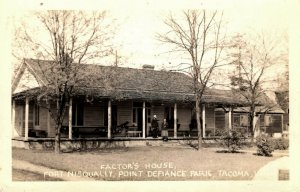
[142,64,155,70]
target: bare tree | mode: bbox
[14,11,116,153]
[275,34,289,113]
[157,10,227,150]
[229,33,286,138]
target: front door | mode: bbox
[165,107,174,129]
[133,102,151,136]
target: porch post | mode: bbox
[47,103,51,138]
[228,107,232,131]
[12,99,15,137]
[142,101,146,138]
[174,103,177,138]
[25,97,29,140]
[108,100,112,139]
[202,104,206,138]
[68,98,72,139]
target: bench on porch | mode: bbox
[126,126,142,137]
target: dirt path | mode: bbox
[12,159,95,181]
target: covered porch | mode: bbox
[12,95,244,141]
[12,96,195,140]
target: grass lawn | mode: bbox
[12,146,280,181]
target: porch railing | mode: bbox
[61,126,107,138]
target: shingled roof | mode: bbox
[11,59,261,105]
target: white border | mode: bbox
[1,0,299,192]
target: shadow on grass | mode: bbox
[252,152,273,157]
[216,150,246,154]
[186,143,216,151]
[61,147,130,154]
[186,143,199,150]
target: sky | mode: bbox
[108,0,289,71]
[10,0,290,90]
[11,0,289,67]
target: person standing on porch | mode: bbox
[161,118,169,141]
[151,115,159,138]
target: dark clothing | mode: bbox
[151,119,159,129]
[151,119,159,138]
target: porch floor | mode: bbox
[12,136,209,141]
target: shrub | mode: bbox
[220,130,246,153]
[256,135,275,156]
[215,129,225,137]
[272,138,289,150]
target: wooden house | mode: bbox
[11,59,285,147]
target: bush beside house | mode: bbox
[272,138,289,150]
[220,130,247,153]
[256,135,275,156]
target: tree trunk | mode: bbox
[249,115,253,142]
[253,115,259,138]
[54,98,63,154]
[249,105,256,142]
[54,124,61,153]
[196,98,202,150]
[249,113,254,137]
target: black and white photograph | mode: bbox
[0,0,299,191]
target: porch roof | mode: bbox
[13,86,247,105]
[215,106,285,114]
[233,106,285,114]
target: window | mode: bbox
[240,114,248,126]
[132,108,137,124]
[233,115,240,126]
[72,99,84,126]
[34,104,39,126]
[132,102,151,124]
[265,115,272,126]
[233,114,249,127]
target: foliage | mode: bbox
[220,130,246,153]
[255,135,275,156]
[229,33,286,137]
[215,128,226,137]
[275,91,289,112]
[272,138,289,150]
